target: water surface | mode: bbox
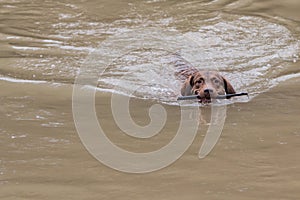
[1,0,300,199]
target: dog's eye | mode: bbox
[213,79,220,84]
[196,79,204,84]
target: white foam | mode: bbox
[0,76,47,84]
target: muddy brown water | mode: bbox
[1,0,300,199]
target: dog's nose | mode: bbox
[204,89,213,94]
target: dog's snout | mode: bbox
[204,89,213,94]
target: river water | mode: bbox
[1,0,300,199]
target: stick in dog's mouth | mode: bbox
[177,92,249,101]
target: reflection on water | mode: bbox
[1,0,300,199]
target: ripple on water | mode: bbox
[88,14,299,104]
[1,0,299,104]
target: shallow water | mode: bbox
[1,0,300,199]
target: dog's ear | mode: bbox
[222,76,235,95]
[189,75,195,87]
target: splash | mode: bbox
[95,15,299,104]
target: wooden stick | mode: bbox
[177,92,248,101]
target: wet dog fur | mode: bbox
[180,71,236,103]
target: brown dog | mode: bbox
[171,53,235,103]
[180,71,236,103]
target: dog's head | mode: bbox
[185,71,235,103]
